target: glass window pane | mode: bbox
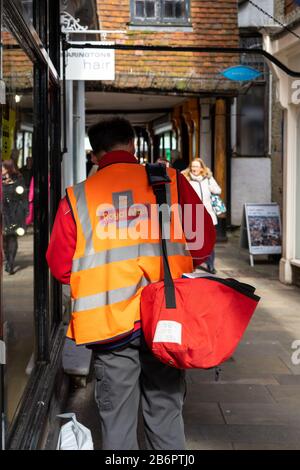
[237,85,266,156]
[1,28,34,428]
[145,1,155,17]
[136,1,145,17]
[164,1,175,18]
[175,1,185,18]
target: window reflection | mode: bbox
[1,28,34,427]
[16,0,33,23]
[237,85,266,157]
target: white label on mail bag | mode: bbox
[153,321,182,344]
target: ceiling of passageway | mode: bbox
[85,91,187,127]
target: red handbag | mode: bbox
[140,164,260,369]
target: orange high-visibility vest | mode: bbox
[66,163,193,345]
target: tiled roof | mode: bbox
[95,0,239,93]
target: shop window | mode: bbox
[131,0,190,24]
[158,131,176,160]
[1,28,34,429]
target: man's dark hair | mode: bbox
[88,117,135,154]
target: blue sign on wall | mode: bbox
[221,65,262,81]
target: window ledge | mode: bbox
[129,23,193,32]
[291,259,300,268]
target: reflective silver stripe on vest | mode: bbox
[73,181,95,256]
[72,241,189,273]
[73,276,149,312]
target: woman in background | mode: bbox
[2,159,27,274]
[182,158,221,274]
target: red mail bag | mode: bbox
[140,163,260,369]
[141,275,260,369]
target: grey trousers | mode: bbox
[93,336,186,450]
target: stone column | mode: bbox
[279,106,298,284]
[62,80,74,192]
[73,80,86,184]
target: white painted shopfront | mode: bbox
[264,27,300,284]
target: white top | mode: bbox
[187,173,222,226]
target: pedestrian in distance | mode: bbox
[47,117,216,450]
[182,157,221,274]
[20,156,33,191]
[2,159,27,275]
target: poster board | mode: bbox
[240,203,282,265]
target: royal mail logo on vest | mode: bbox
[95,190,171,240]
[98,203,150,229]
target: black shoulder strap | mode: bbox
[145,163,176,309]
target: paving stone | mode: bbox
[274,375,300,385]
[233,443,300,450]
[187,440,233,450]
[187,367,279,385]
[277,350,300,375]
[186,384,274,404]
[266,385,300,404]
[187,369,223,384]
[185,425,300,444]
[244,330,296,346]
[235,340,290,356]
[220,403,300,426]
[229,355,292,375]
[183,403,225,425]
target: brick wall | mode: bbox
[285,0,296,15]
[3,32,33,90]
[280,0,300,24]
[96,0,239,93]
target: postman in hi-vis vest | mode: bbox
[66,163,193,346]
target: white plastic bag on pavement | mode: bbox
[56,413,94,450]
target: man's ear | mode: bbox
[91,152,99,164]
[128,139,135,155]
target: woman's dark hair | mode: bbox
[88,117,135,155]
[3,159,21,177]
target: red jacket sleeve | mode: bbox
[46,197,76,284]
[177,172,216,267]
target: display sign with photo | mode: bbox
[242,203,282,256]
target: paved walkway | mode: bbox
[3,231,34,425]
[63,230,300,450]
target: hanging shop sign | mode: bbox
[2,107,16,160]
[221,65,262,81]
[240,203,282,266]
[63,42,115,81]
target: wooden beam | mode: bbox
[214,98,227,204]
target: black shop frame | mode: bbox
[0,0,64,449]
